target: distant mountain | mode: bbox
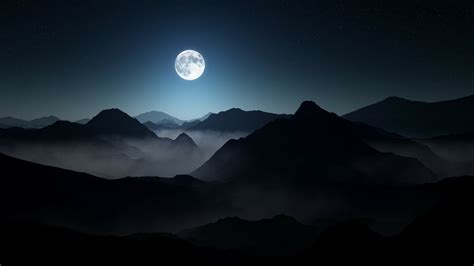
[197,112,213,121]
[75,118,90,124]
[86,109,157,139]
[0,115,60,128]
[174,133,198,149]
[188,108,289,132]
[180,120,201,129]
[0,152,225,234]
[179,214,318,256]
[143,121,180,131]
[0,109,157,140]
[193,101,435,185]
[0,109,205,178]
[343,95,474,138]
[348,121,457,177]
[135,111,184,125]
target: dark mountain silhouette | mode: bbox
[135,110,184,125]
[179,214,318,256]
[85,108,157,139]
[0,109,157,141]
[0,109,205,178]
[348,121,457,177]
[0,152,227,234]
[0,115,60,128]
[395,176,473,258]
[194,101,435,185]
[175,133,198,149]
[188,108,289,132]
[343,95,474,138]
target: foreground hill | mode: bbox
[0,153,227,234]
[179,214,318,256]
[343,95,474,138]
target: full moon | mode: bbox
[175,50,205,80]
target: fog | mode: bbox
[0,130,249,179]
[152,129,249,158]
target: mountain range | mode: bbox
[193,101,435,185]
[0,152,226,234]
[343,95,474,138]
[135,110,186,125]
[0,109,203,178]
[188,108,289,132]
[0,115,60,129]
[2,150,471,259]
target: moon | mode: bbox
[175,50,205,80]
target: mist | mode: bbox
[152,129,249,157]
[0,130,249,179]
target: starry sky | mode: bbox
[0,0,472,120]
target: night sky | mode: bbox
[1,0,472,120]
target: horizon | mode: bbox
[1,1,472,121]
[2,92,474,122]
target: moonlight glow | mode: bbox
[175,50,205,80]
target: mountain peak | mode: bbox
[91,108,129,119]
[86,108,156,138]
[175,133,198,147]
[294,101,327,118]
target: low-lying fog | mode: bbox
[0,130,249,179]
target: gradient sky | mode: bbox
[1,0,472,120]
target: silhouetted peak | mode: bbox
[85,108,156,138]
[294,101,328,119]
[271,214,299,224]
[381,96,416,104]
[217,108,245,115]
[89,108,131,123]
[175,133,197,147]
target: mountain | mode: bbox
[0,109,157,141]
[174,133,198,149]
[0,115,60,128]
[0,152,225,234]
[85,109,157,139]
[179,214,318,256]
[188,108,289,132]
[197,112,213,121]
[348,121,457,177]
[75,118,90,124]
[180,119,201,129]
[193,101,435,185]
[343,95,474,138]
[0,109,205,178]
[143,121,180,131]
[135,110,184,125]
